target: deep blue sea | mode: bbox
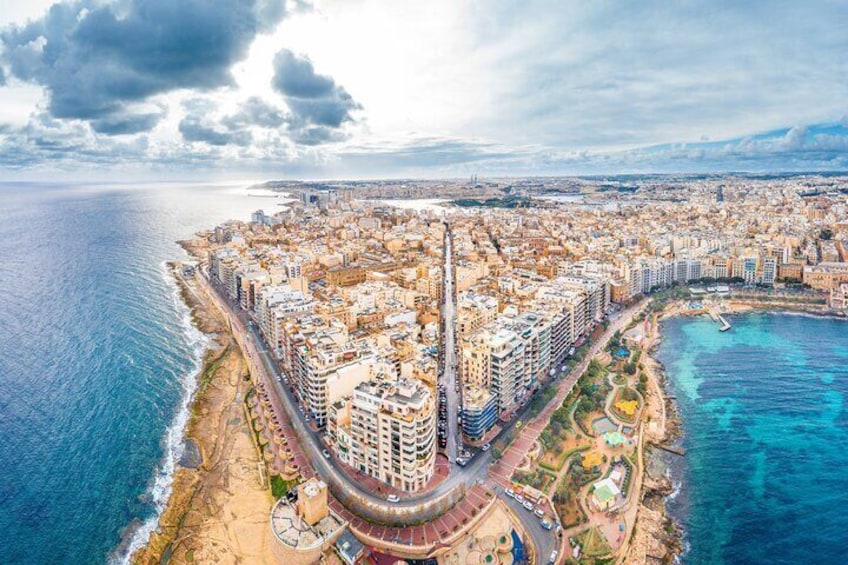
[0,181,270,564]
[656,313,848,565]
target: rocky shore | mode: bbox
[132,243,276,565]
[621,314,683,565]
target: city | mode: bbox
[2,3,848,565]
[174,174,846,565]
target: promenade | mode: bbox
[489,299,647,489]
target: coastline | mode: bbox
[624,295,845,565]
[130,240,275,565]
[620,310,683,565]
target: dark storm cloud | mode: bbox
[272,49,361,130]
[0,0,293,133]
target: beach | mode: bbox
[132,248,277,565]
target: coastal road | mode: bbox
[500,492,557,565]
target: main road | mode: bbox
[441,227,461,463]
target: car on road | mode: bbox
[456,457,467,467]
[386,494,400,503]
[540,519,552,530]
[548,550,558,564]
[322,449,330,459]
[481,443,491,452]
[522,501,534,512]
[534,508,545,519]
[514,494,525,504]
[505,488,515,498]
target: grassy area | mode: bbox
[553,477,587,528]
[270,475,298,499]
[539,445,590,473]
[578,526,612,558]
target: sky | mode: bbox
[0,0,847,179]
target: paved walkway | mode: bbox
[489,300,648,490]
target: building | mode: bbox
[461,384,498,440]
[804,263,848,290]
[334,379,436,492]
[298,478,329,526]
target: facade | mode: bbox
[461,384,498,440]
[335,379,436,492]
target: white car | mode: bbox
[523,501,534,512]
[481,443,491,452]
[534,508,545,519]
[322,449,330,459]
[386,494,400,503]
[505,488,516,498]
[515,494,525,504]
[548,550,558,564]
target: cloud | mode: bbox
[178,99,252,146]
[222,97,288,129]
[272,49,361,132]
[0,0,293,133]
[90,110,165,135]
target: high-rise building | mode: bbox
[333,379,436,492]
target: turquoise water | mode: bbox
[656,314,848,564]
[0,182,263,564]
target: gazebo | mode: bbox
[603,431,626,447]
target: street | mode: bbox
[441,228,461,463]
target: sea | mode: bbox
[0,181,273,564]
[656,313,848,564]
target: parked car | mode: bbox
[548,550,558,564]
[540,519,552,530]
[515,495,525,504]
[534,508,545,519]
[322,449,330,459]
[481,443,491,452]
[523,501,534,512]
[386,494,400,503]
[505,488,515,498]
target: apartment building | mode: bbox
[333,379,436,492]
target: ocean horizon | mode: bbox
[656,313,848,564]
[0,182,262,564]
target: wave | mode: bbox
[110,263,210,564]
[667,476,682,502]
[763,309,847,321]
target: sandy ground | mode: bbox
[133,255,277,565]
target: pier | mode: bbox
[655,444,686,457]
[707,308,732,332]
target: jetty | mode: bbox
[656,444,686,457]
[707,308,732,332]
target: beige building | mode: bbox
[334,379,436,492]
